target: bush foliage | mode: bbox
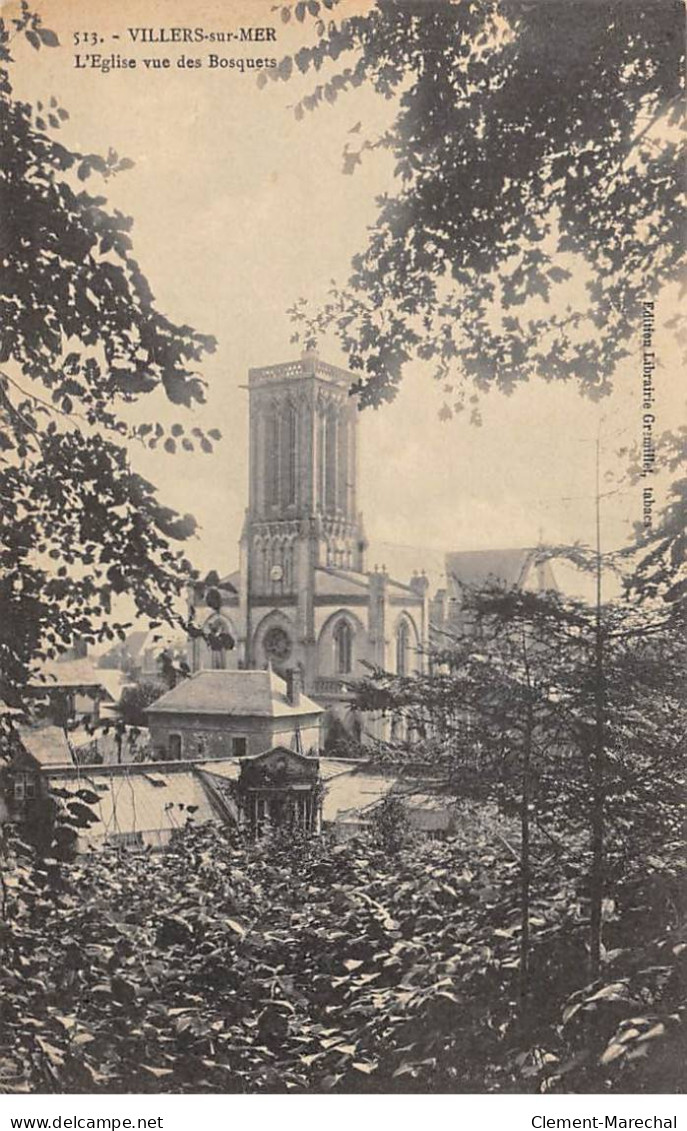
[1,821,684,1094]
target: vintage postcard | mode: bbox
[1,0,685,1104]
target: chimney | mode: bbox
[285,667,303,707]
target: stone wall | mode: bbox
[148,711,322,761]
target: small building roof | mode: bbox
[315,567,369,598]
[17,726,75,767]
[46,763,218,845]
[322,767,397,822]
[446,548,533,590]
[239,743,317,765]
[146,669,324,719]
[30,658,116,699]
[196,758,241,782]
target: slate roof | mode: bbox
[314,567,369,598]
[17,726,75,767]
[322,767,397,822]
[146,669,324,719]
[445,548,557,596]
[196,758,240,782]
[46,764,218,845]
[30,659,116,699]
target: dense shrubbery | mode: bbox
[1,821,684,1094]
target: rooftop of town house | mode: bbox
[16,725,76,768]
[145,668,324,718]
[29,657,121,699]
[44,762,220,847]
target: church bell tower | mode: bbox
[239,349,367,672]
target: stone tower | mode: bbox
[238,348,367,677]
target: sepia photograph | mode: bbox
[0,0,685,1101]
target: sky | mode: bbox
[9,0,683,602]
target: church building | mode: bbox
[187,350,429,724]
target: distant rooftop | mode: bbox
[446,548,556,595]
[30,658,119,699]
[18,725,75,767]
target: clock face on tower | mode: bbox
[270,565,283,582]
[263,626,292,663]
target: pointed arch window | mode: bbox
[264,407,280,508]
[282,402,297,507]
[325,407,338,511]
[333,619,353,675]
[396,620,410,676]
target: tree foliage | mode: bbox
[272,1,686,612]
[1,820,684,1093]
[0,8,218,710]
[273,0,684,412]
[118,682,165,729]
[1,585,683,1095]
[622,426,687,610]
[356,579,686,989]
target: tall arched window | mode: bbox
[264,408,280,508]
[325,407,338,511]
[282,403,297,507]
[317,407,326,510]
[333,619,353,675]
[396,620,410,676]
